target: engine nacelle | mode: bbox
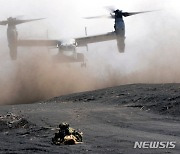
[116,37,125,53]
[114,18,125,37]
[9,44,17,60]
[7,27,18,60]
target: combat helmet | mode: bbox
[59,122,69,129]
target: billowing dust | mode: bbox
[1,34,180,105]
[0,51,105,105]
[1,9,180,105]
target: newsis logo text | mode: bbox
[134,141,176,149]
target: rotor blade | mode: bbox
[122,10,156,17]
[0,20,8,25]
[84,15,113,19]
[15,18,45,25]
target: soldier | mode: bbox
[52,122,83,145]
[59,123,70,141]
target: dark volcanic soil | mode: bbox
[0,84,180,154]
[52,83,180,117]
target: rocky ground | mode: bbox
[0,84,180,154]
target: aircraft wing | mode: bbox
[17,40,59,46]
[75,32,116,47]
[0,20,8,25]
[18,32,117,47]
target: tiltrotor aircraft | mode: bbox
[0,9,154,66]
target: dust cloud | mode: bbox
[0,0,180,105]
[1,27,180,106]
[87,1,180,87]
[0,49,105,105]
[103,9,180,85]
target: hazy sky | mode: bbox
[0,0,179,38]
[0,0,180,72]
[0,0,179,70]
[0,0,179,63]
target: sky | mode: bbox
[0,0,179,38]
[0,0,180,104]
[0,0,179,65]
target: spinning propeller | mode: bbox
[0,17,45,26]
[84,6,156,19]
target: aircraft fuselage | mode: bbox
[59,44,76,52]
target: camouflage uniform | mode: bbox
[52,123,83,145]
